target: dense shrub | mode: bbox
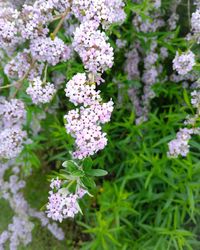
[0,0,200,249]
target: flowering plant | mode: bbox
[0,0,200,249]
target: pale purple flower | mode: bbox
[30,37,71,66]
[26,77,56,104]
[65,73,102,106]
[173,51,195,75]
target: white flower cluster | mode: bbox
[167,96,200,158]
[19,0,70,40]
[125,41,161,124]
[65,73,101,106]
[0,7,22,49]
[167,0,181,30]
[0,98,27,160]
[168,128,193,158]
[125,49,140,81]
[140,42,159,123]
[186,83,200,117]
[50,177,62,189]
[0,127,27,159]
[30,37,71,66]
[26,77,56,104]
[46,178,87,222]
[51,0,71,13]
[73,21,114,73]
[7,216,34,249]
[173,51,196,75]
[0,0,72,53]
[191,89,200,109]
[168,127,200,158]
[0,98,26,128]
[65,100,113,159]
[71,0,126,29]
[191,8,200,34]
[19,4,49,40]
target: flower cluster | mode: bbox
[0,126,26,160]
[65,100,113,159]
[0,7,21,49]
[0,98,27,160]
[65,73,101,106]
[26,77,56,104]
[191,8,200,38]
[191,89,200,109]
[122,2,173,124]
[133,12,164,33]
[30,37,71,66]
[0,98,26,128]
[64,72,113,159]
[19,0,70,40]
[168,128,193,158]
[46,178,87,222]
[173,51,196,75]
[73,21,114,73]
[71,0,126,29]
[19,4,49,40]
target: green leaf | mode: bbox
[85,169,108,177]
[183,88,193,111]
[62,160,77,172]
[81,176,96,188]
[71,170,85,177]
[83,157,93,170]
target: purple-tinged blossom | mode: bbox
[73,21,114,74]
[30,37,71,66]
[167,128,193,158]
[65,73,102,106]
[26,77,56,104]
[173,51,195,75]
[191,8,200,33]
[0,127,27,159]
[71,0,126,29]
[46,179,87,222]
[0,99,26,128]
[50,178,62,190]
[0,7,22,49]
[65,100,113,159]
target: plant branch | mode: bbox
[50,8,70,40]
[11,59,36,98]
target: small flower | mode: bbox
[50,178,62,190]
